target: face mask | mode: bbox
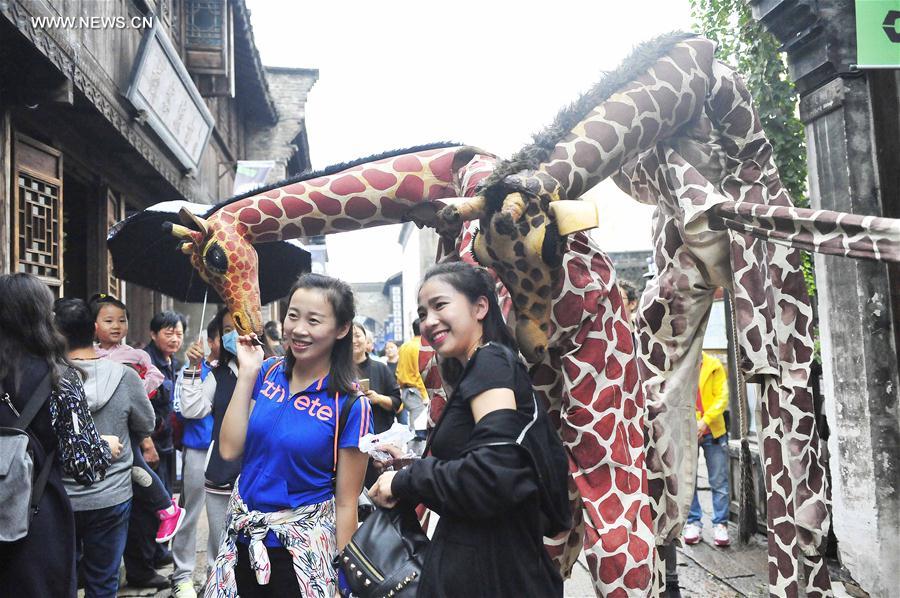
[222,330,238,356]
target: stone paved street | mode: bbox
[108,451,865,597]
[107,454,763,597]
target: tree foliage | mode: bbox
[689,0,816,295]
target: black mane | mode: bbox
[479,31,697,208]
[205,141,465,217]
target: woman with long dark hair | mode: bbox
[369,262,571,598]
[351,321,402,487]
[208,273,373,597]
[0,273,111,597]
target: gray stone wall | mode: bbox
[352,282,392,341]
[245,67,318,182]
[751,3,900,593]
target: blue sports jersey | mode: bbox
[239,358,372,545]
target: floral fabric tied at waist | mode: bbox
[205,481,337,598]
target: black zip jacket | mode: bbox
[357,356,401,434]
[205,365,241,488]
[391,344,570,598]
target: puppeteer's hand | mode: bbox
[369,471,398,508]
[235,334,265,372]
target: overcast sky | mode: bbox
[246,0,694,281]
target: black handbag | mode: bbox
[337,506,428,598]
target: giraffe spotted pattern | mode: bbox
[164,32,900,598]
[500,37,834,597]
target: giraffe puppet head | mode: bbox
[166,207,264,337]
[437,172,602,364]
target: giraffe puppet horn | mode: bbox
[179,207,210,237]
[549,200,601,235]
[164,221,196,241]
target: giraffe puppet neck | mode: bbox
[211,145,496,243]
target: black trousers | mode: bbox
[123,448,174,581]
[660,543,679,590]
[234,542,301,596]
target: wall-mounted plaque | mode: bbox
[126,21,215,172]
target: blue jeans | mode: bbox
[688,432,730,526]
[74,499,132,598]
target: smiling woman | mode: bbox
[209,273,373,597]
[416,263,518,386]
[368,262,571,598]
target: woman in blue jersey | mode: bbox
[208,273,373,598]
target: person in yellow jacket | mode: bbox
[682,351,731,547]
[396,318,429,439]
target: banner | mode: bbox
[233,160,275,195]
[856,0,900,68]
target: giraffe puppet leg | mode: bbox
[758,378,832,598]
[543,469,588,580]
[635,263,716,547]
[757,243,832,598]
[535,359,588,579]
[551,271,656,597]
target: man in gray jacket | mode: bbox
[54,298,155,598]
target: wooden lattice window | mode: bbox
[182,0,233,96]
[13,134,63,292]
[186,0,225,48]
[107,191,124,298]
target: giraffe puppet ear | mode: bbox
[548,200,601,235]
[179,207,210,237]
[178,241,195,255]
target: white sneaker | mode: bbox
[131,466,152,487]
[713,523,730,547]
[171,580,197,598]
[683,522,701,545]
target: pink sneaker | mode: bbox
[156,499,186,543]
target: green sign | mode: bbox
[856,0,900,68]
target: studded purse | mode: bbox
[337,505,428,598]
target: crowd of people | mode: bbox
[1,265,730,598]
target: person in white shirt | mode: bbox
[177,308,241,578]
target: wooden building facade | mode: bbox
[0,0,317,345]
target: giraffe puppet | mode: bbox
[150,32,900,598]
[162,143,657,596]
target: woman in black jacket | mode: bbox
[352,322,401,436]
[352,322,402,488]
[0,273,110,597]
[369,262,570,598]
